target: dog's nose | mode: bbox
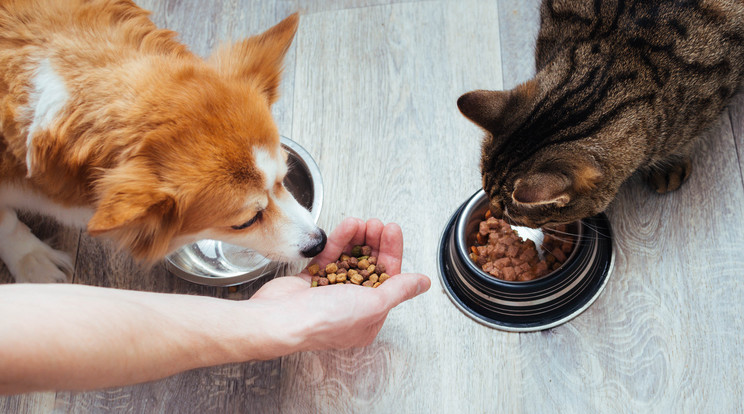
[301,229,327,258]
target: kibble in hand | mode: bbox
[307,245,391,288]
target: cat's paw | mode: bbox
[646,158,692,194]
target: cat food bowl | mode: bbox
[165,137,323,287]
[438,189,614,332]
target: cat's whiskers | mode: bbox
[574,221,612,241]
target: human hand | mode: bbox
[250,217,430,354]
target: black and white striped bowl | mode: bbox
[438,189,614,332]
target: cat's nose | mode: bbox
[489,200,504,218]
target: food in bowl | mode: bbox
[306,245,391,288]
[469,210,574,281]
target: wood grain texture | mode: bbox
[277,0,424,16]
[497,0,541,89]
[2,0,744,412]
[283,2,515,413]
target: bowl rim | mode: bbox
[454,189,583,288]
[437,189,616,332]
[281,136,323,223]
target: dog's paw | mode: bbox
[0,209,73,283]
[646,157,692,194]
[14,246,72,283]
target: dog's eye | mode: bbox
[231,211,262,230]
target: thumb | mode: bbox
[376,273,431,309]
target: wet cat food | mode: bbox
[469,210,574,281]
[307,245,390,288]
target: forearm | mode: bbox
[0,284,294,394]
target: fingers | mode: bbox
[361,218,385,253]
[309,217,363,266]
[377,223,403,275]
[305,218,403,278]
[347,217,372,250]
[347,218,402,275]
[376,273,430,309]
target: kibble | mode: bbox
[325,263,338,274]
[307,245,391,288]
[469,210,574,282]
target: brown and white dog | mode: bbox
[0,0,326,283]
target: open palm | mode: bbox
[250,217,430,351]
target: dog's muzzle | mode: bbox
[301,229,327,258]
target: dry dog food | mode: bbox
[307,245,390,288]
[469,210,574,281]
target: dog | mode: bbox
[0,0,326,283]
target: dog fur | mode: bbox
[0,0,325,282]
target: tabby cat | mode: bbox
[458,0,744,228]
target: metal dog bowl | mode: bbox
[165,137,323,286]
[438,189,614,332]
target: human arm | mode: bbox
[0,218,430,394]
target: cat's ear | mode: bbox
[457,80,537,130]
[512,173,571,207]
[457,90,510,130]
[512,164,602,207]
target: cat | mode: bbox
[457,0,744,228]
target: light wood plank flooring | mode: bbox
[2,0,743,412]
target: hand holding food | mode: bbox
[249,217,430,351]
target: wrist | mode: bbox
[238,299,307,360]
[215,298,308,362]
[133,294,287,368]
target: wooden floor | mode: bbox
[3,0,744,412]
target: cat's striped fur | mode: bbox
[458,0,744,228]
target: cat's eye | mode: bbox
[231,210,263,230]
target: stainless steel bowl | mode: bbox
[438,189,615,332]
[165,137,323,286]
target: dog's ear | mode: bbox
[208,13,299,104]
[88,166,180,262]
[88,187,176,236]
